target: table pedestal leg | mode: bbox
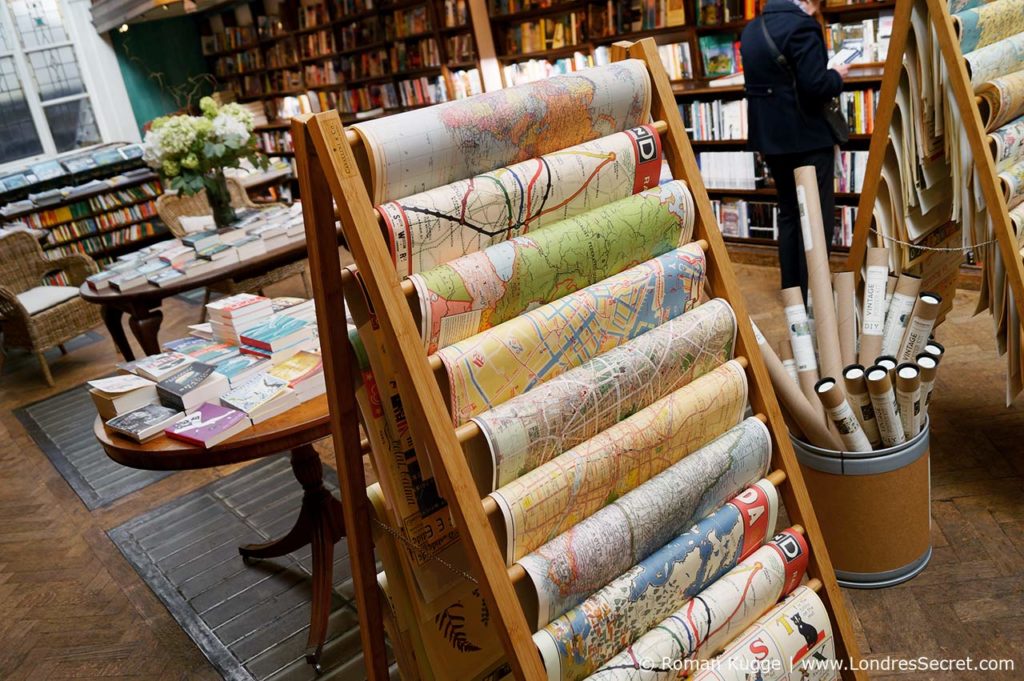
[127,304,164,357]
[238,444,346,671]
[101,305,135,361]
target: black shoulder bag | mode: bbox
[759,17,850,145]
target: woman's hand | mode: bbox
[833,63,851,79]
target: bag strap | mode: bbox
[759,17,796,82]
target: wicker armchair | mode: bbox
[156,177,310,319]
[0,231,102,386]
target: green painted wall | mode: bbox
[111,16,214,133]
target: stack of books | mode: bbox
[221,373,299,423]
[206,293,274,344]
[88,375,157,420]
[156,362,230,413]
[267,351,325,402]
[238,314,314,360]
[131,352,195,381]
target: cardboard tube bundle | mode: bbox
[814,378,873,452]
[752,321,840,450]
[898,293,943,361]
[781,287,822,414]
[795,167,843,385]
[916,353,940,421]
[895,363,923,440]
[865,366,906,447]
[833,271,857,366]
[859,248,890,364]
[779,339,799,385]
[843,364,882,447]
[881,274,922,356]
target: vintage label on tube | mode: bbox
[784,304,818,372]
[870,386,905,447]
[825,399,872,452]
[846,388,881,445]
[896,385,921,440]
[880,292,917,356]
[862,266,889,336]
[899,314,937,361]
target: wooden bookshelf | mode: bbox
[199,0,486,131]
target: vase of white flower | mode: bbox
[203,168,236,228]
[142,97,267,229]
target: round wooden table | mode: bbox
[94,396,343,670]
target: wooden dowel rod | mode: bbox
[807,577,822,592]
[766,469,786,486]
[792,524,804,536]
[347,120,671,151]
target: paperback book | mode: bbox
[133,352,194,381]
[156,362,228,412]
[165,402,250,447]
[88,375,157,420]
[106,404,183,443]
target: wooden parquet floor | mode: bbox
[0,263,1022,680]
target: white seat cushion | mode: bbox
[17,286,80,315]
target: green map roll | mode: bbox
[410,181,695,353]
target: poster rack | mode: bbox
[293,38,865,680]
[847,0,1024,329]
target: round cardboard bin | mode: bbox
[791,418,931,588]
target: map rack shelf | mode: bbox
[294,37,865,680]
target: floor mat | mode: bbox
[108,455,387,681]
[14,382,173,510]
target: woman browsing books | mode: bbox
[740,0,850,298]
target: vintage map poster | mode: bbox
[954,0,1024,53]
[535,480,778,681]
[978,70,1024,132]
[520,418,771,628]
[966,34,1024,89]
[989,116,1024,171]
[352,60,652,204]
[1000,161,1024,209]
[474,298,737,490]
[438,244,707,425]
[410,181,695,352]
[590,529,809,680]
[379,125,664,276]
[689,586,838,681]
[490,359,748,564]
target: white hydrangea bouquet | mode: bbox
[143,97,267,227]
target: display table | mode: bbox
[94,396,342,669]
[79,223,344,360]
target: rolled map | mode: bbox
[880,273,922,357]
[843,364,881,447]
[833,271,857,367]
[782,286,822,417]
[866,365,905,447]
[895,363,923,439]
[688,585,837,681]
[534,481,779,681]
[795,167,843,387]
[859,248,889,364]
[814,377,872,452]
[589,528,810,680]
[897,292,943,361]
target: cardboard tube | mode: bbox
[885,275,898,309]
[779,339,799,385]
[881,274,922,356]
[866,365,906,447]
[874,354,897,382]
[795,166,843,387]
[782,287,822,416]
[859,248,889,364]
[895,363,922,439]
[843,364,882,447]
[916,353,939,420]
[898,292,943,361]
[833,271,857,367]
[924,340,945,360]
[752,321,840,450]
[815,377,873,452]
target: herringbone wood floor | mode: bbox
[0,262,1022,679]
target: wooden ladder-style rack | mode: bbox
[847,0,1024,327]
[294,37,865,680]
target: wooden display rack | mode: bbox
[293,37,864,680]
[847,0,1024,325]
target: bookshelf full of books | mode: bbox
[199,0,485,140]
[0,146,170,268]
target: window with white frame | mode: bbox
[0,0,101,165]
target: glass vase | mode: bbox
[204,169,237,229]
